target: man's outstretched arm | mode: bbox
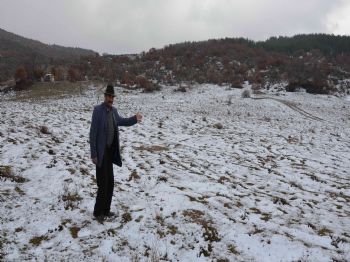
[115,109,142,126]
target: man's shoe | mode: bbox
[105,211,117,218]
[93,214,105,224]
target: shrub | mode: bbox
[68,67,83,82]
[14,66,27,82]
[144,82,161,93]
[174,85,187,92]
[241,89,251,98]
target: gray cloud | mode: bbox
[0,0,349,54]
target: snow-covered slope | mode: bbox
[0,84,349,261]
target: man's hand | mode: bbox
[136,112,143,123]
[92,157,98,165]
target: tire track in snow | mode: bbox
[252,96,324,121]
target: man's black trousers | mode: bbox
[93,146,114,216]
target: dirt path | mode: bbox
[252,96,324,121]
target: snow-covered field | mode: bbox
[0,84,349,261]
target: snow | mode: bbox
[0,84,350,261]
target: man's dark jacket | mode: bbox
[89,102,137,167]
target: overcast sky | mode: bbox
[0,0,349,54]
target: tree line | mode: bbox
[2,32,350,94]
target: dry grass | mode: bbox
[167,224,178,235]
[127,170,140,182]
[29,235,48,246]
[134,145,169,152]
[218,176,231,184]
[121,212,132,224]
[228,244,240,255]
[9,81,90,101]
[183,208,220,257]
[186,195,208,204]
[260,213,272,222]
[318,227,333,236]
[182,209,205,221]
[61,184,82,210]
[70,226,80,239]
[14,186,25,196]
[0,166,28,183]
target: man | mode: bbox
[89,84,142,223]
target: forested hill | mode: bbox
[156,34,350,58]
[0,27,97,81]
[0,28,96,59]
[256,34,350,55]
[100,33,349,94]
[1,30,350,95]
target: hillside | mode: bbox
[77,35,350,95]
[0,28,97,82]
[1,30,350,96]
[257,34,350,55]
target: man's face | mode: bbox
[104,94,114,107]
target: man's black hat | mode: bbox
[104,84,115,97]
